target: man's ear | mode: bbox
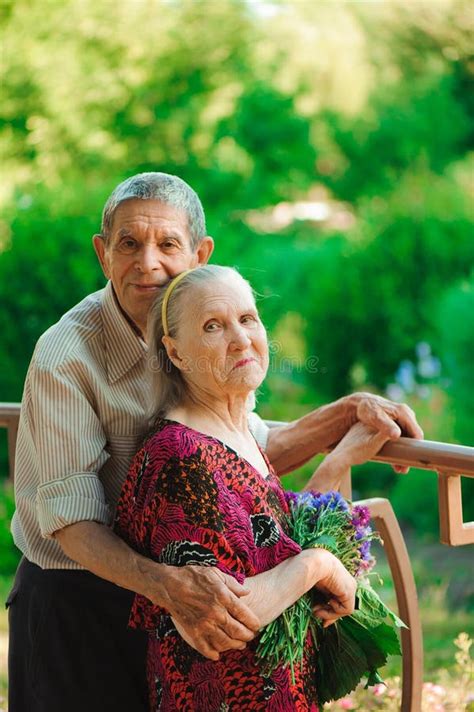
[92,234,111,279]
[162,335,186,371]
[195,236,214,265]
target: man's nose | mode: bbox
[136,244,161,273]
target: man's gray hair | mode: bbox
[100,172,206,249]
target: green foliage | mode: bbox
[0,0,472,539]
[321,73,471,203]
[436,275,474,445]
[0,483,21,575]
[0,184,105,400]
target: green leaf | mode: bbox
[365,670,385,688]
[314,622,370,705]
[357,581,408,629]
[312,533,338,550]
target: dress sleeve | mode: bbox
[116,436,247,632]
[25,360,110,539]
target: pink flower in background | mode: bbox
[423,682,445,697]
[373,683,386,696]
[339,698,356,710]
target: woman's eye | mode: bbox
[204,322,220,332]
[241,315,257,324]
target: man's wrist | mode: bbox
[134,555,170,606]
[339,393,360,429]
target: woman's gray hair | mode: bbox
[147,265,255,426]
[101,172,206,249]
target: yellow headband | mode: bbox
[161,269,195,336]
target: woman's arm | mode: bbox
[265,393,423,476]
[303,422,392,493]
[171,547,356,652]
[243,547,356,628]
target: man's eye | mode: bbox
[118,239,137,252]
[162,240,179,250]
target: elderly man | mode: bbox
[8,172,422,712]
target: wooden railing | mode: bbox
[2,403,474,712]
[0,402,20,481]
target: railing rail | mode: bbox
[265,419,474,476]
[265,419,474,547]
[0,402,20,481]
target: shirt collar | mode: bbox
[101,281,147,384]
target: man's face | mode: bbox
[93,198,213,336]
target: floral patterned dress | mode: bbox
[114,418,319,711]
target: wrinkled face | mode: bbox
[166,275,269,400]
[93,198,213,335]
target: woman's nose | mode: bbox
[229,325,251,349]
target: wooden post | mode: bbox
[356,497,424,712]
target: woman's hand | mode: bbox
[305,422,391,493]
[329,421,392,469]
[310,548,357,627]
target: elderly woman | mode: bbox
[114,265,389,711]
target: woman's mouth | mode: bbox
[233,358,255,369]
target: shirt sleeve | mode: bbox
[247,411,269,451]
[26,360,111,538]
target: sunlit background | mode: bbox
[0,0,473,708]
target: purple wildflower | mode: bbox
[284,491,299,506]
[359,540,371,560]
[351,505,371,528]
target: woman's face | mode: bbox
[166,275,269,400]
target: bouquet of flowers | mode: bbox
[256,490,406,705]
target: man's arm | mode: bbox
[28,362,259,659]
[54,521,260,660]
[265,392,424,475]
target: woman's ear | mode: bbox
[162,335,185,371]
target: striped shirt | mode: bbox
[11,281,270,570]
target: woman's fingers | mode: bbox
[312,606,344,627]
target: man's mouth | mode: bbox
[131,284,163,292]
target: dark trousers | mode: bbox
[7,557,148,712]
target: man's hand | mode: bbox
[54,521,260,661]
[157,565,260,661]
[265,392,423,476]
[349,393,424,473]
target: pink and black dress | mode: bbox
[114,418,319,711]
